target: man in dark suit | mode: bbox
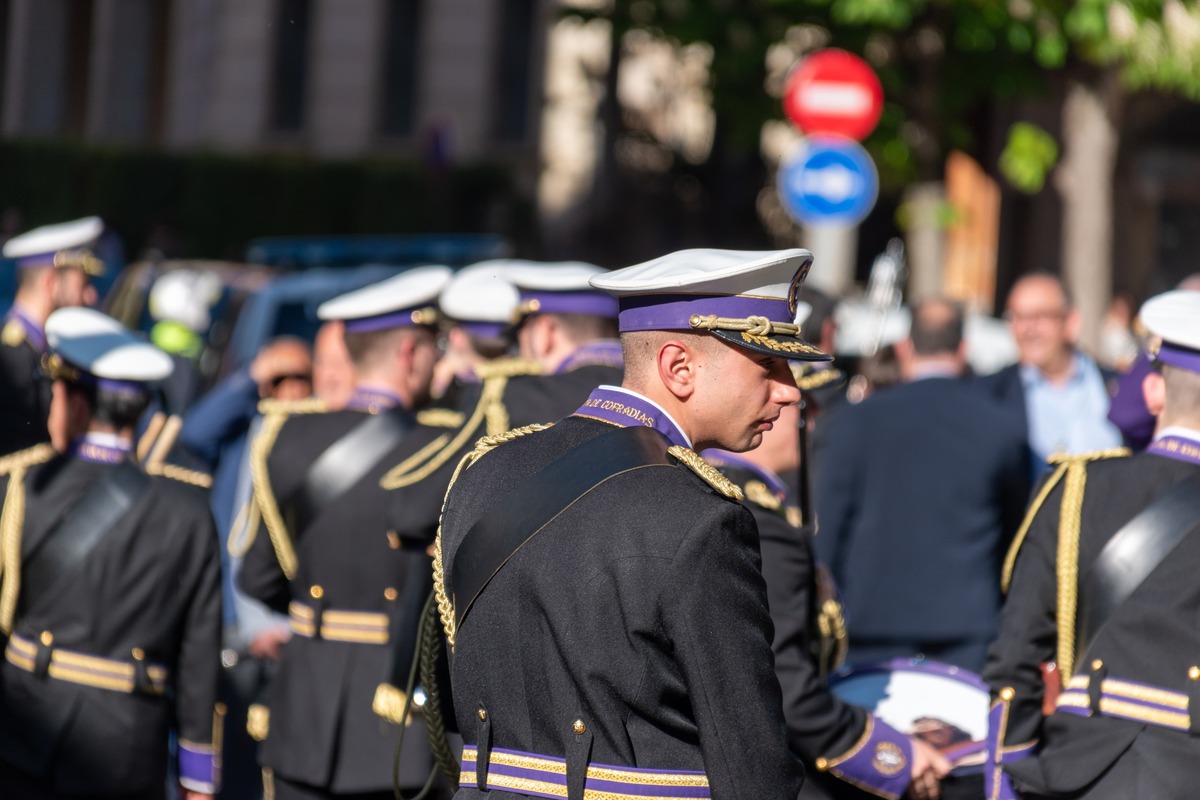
[816,298,1030,673]
[0,217,105,456]
[977,274,1121,474]
[982,289,1200,799]
[704,398,951,800]
[238,267,452,800]
[0,307,222,799]
[434,249,948,800]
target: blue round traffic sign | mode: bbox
[777,138,879,226]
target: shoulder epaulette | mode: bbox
[380,365,525,490]
[240,411,299,578]
[145,462,213,489]
[0,444,55,477]
[417,408,465,429]
[743,479,781,511]
[0,443,55,635]
[668,446,744,501]
[795,368,845,393]
[431,422,554,651]
[1,319,25,348]
[474,358,542,381]
[257,397,327,416]
[1000,447,1129,679]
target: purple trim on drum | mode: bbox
[458,321,508,338]
[832,657,990,693]
[617,294,790,333]
[985,696,1026,800]
[344,309,431,333]
[521,290,619,320]
[1156,343,1200,374]
[826,717,911,800]
[178,742,219,794]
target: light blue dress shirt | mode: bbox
[1021,352,1122,469]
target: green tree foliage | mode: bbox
[572,0,1200,191]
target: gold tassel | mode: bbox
[1055,460,1088,680]
[246,704,270,742]
[371,683,413,726]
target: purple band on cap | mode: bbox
[617,294,791,333]
[15,255,58,270]
[344,308,431,334]
[178,741,219,794]
[1156,343,1200,374]
[459,321,508,338]
[95,378,148,395]
[520,290,618,320]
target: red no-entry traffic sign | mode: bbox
[783,49,883,141]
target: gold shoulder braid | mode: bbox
[432,423,553,651]
[743,480,782,511]
[1000,448,1128,679]
[239,409,320,579]
[257,397,326,416]
[416,408,465,428]
[473,358,542,380]
[145,463,214,489]
[1,319,24,348]
[0,444,56,635]
[667,446,744,501]
[381,366,526,490]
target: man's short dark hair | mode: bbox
[547,313,617,345]
[1163,364,1200,421]
[343,326,433,370]
[69,382,151,430]
[909,298,964,357]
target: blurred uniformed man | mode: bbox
[237,266,452,800]
[381,260,622,547]
[434,248,932,800]
[0,217,105,455]
[983,289,1200,799]
[0,307,222,799]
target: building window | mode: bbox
[270,0,311,133]
[379,0,421,138]
[62,0,96,136]
[491,0,535,143]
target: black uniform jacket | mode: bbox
[386,360,624,546]
[0,332,51,455]
[0,452,222,795]
[719,462,870,799]
[983,451,1200,797]
[239,405,436,793]
[438,416,806,800]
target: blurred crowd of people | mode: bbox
[0,216,1198,800]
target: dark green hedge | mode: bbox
[0,139,535,260]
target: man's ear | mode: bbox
[656,338,696,401]
[1142,370,1166,417]
[1064,307,1082,345]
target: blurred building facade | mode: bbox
[0,0,547,181]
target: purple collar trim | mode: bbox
[1148,431,1200,466]
[519,290,619,320]
[5,307,46,352]
[617,294,790,333]
[346,386,403,413]
[573,386,691,449]
[69,434,132,464]
[699,450,789,498]
[1155,343,1200,374]
[554,340,624,374]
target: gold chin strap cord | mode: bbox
[688,314,801,337]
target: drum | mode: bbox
[829,657,989,775]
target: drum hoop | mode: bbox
[829,656,989,693]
